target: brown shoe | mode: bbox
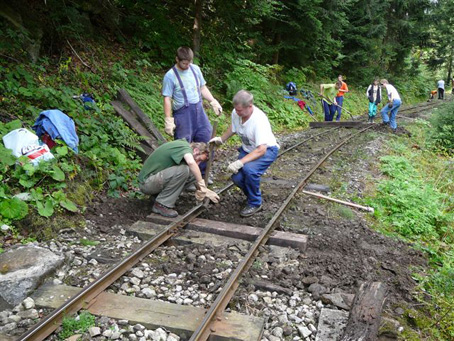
[152,202,178,218]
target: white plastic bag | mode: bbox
[2,128,54,166]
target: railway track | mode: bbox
[12,99,445,341]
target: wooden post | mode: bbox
[340,282,387,341]
[302,190,374,213]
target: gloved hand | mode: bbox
[387,101,393,108]
[210,99,223,116]
[227,160,244,174]
[195,180,220,203]
[164,117,176,136]
[209,136,223,146]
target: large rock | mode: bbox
[0,245,64,309]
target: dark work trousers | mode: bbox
[322,100,335,121]
[173,101,212,175]
[438,88,444,99]
[334,96,344,121]
[231,146,279,207]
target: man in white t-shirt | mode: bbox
[210,90,279,217]
[437,79,445,100]
[380,79,402,133]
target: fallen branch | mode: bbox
[67,40,94,72]
[302,190,374,213]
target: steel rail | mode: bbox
[189,124,375,340]
[17,127,340,340]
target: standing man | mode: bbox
[334,75,349,121]
[138,140,219,218]
[209,90,279,217]
[162,46,223,177]
[380,79,402,133]
[437,79,445,100]
[320,81,341,121]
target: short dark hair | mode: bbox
[176,47,194,61]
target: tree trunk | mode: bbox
[193,0,203,61]
[340,281,387,341]
[271,32,281,64]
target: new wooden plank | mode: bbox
[111,100,158,151]
[117,89,166,143]
[309,121,368,128]
[33,284,264,341]
[145,216,307,251]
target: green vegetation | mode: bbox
[364,109,454,339]
[79,239,100,247]
[58,311,96,340]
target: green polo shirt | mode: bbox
[138,139,192,184]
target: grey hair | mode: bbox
[232,90,254,107]
[380,79,389,85]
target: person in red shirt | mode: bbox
[335,75,349,121]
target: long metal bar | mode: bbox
[189,125,374,340]
[302,190,374,212]
[17,127,341,340]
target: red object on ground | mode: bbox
[298,100,306,110]
[41,133,56,149]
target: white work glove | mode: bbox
[227,160,244,174]
[209,136,223,146]
[195,180,220,203]
[210,99,223,116]
[164,117,176,136]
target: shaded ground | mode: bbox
[83,118,429,334]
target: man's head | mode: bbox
[380,79,389,86]
[176,47,194,70]
[232,90,254,118]
[191,142,209,164]
[335,81,342,89]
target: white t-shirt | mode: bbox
[231,106,279,153]
[384,84,401,101]
[437,80,445,89]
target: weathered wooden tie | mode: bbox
[143,215,308,251]
[32,284,264,340]
[309,121,369,128]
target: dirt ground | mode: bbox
[84,119,429,334]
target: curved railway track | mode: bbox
[16,99,445,340]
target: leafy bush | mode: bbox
[224,59,313,129]
[429,101,454,154]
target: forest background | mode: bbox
[1,0,454,339]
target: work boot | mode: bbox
[152,202,178,218]
[240,204,262,217]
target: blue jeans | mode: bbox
[174,101,212,174]
[381,99,401,129]
[231,146,279,207]
[322,100,335,121]
[335,96,344,121]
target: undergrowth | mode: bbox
[364,116,454,340]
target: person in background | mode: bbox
[334,75,349,121]
[162,46,223,184]
[209,90,279,217]
[320,81,341,121]
[380,79,402,133]
[138,140,219,218]
[365,78,382,123]
[437,79,445,100]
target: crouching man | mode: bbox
[138,140,219,217]
[210,90,279,217]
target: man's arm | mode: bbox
[221,124,235,143]
[163,97,172,118]
[201,85,223,116]
[239,144,267,164]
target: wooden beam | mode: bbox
[309,121,368,128]
[340,281,387,341]
[111,100,158,151]
[117,89,166,143]
[145,216,308,251]
[33,284,264,341]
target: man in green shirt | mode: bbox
[320,81,341,121]
[138,139,219,217]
